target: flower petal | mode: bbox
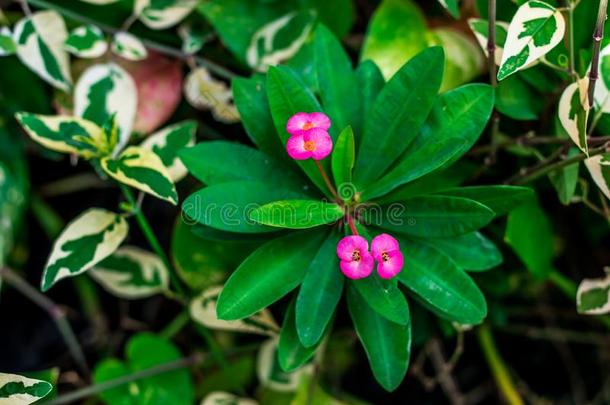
[371,233,400,261]
[308,112,331,130]
[340,253,374,279]
[377,250,404,279]
[305,129,333,160]
[336,235,369,261]
[286,133,311,160]
[286,112,311,136]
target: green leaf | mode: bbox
[438,185,534,216]
[0,161,27,269]
[495,74,543,120]
[0,373,53,404]
[90,246,169,299]
[352,277,410,325]
[266,65,333,197]
[296,230,343,347]
[397,238,487,324]
[331,126,355,195]
[217,229,327,320]
[279,298,321,372]
[178,141,306,191]
[577,273,610,315]
[93,333,193,405]
[182,181,307,234]
[354,47,444,188]
[373,195,494,238]
[355,60,385,142]
[549,149,579,205]
[505,198,554,278]
[347,284,411,391]
[41,208,128,292]
[314,24,359,134]
[64,25,107,58]
[250,200,344,229]
[428,232,503,272]
[0,28,17,56]
[140,121,196,182]
[438,0,460,18]
[101,146,178,205]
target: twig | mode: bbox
[0,267,90,378]
[45,353,204,405]
[588,0,609,107]
[314,160,341,203]
[476,324,525,405]
[428,339,465,405]
[469,134,610,156]
[22,0,237,80]
[18,0,32,16]
[487,0,497,87]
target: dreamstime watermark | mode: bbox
[181,182,419,229]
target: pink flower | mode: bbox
[286,128,333,160]
[336,235,374,279]
[286,112,331,136]
[371,234,404,279]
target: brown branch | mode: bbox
[487,0,497,87]
[588,0,609,107]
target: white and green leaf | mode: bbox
[0,27,16,56]
[111,31,147,61]
[140,121,196,182]
[41,208,128,292]
[134,0,199,30]
[558,77,590,154]
[256,338,313,392]
[178,24,205,55]
[90,246,169,299]
[190,286,279,336]
[438,0,459,18]
[74,63,137,153]
[497,0,565,80]
[201,392,258,405]
[101,146,178,204]
[0,373,53,404]
[184,67,240,123]
[577,269,610,315]
[585,153,610,200]
[12,11,72,91]
[15,113,107,158]
[78,0,120,4]
[591,44,610,113]
[246,10,315,72]
[64,25,107,58]
[468,18,509,66]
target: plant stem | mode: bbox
[45,353,204,405]
[0,267,90,378]
[160,310,190,340]
[476,324,525,405]
[314,160,341,203]
[22,0,236,80]
[588,0,609,107]
[487,0,497,87]
[346,215,359,236]
[119,185,186,297]
[568,0,576,77]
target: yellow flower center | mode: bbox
[352,250,361,262]
[381,251,390,262]
[302,121,314,130]
[303,140,316,151]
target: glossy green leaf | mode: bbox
[428,232,503,272]
[0,28,16,56]
[296,230,343,347]
[496,74,543,120]
[347,284,411,392]
[373,195,494,238]
[182,181,308,234]
[314,24,359,134]
[355,60,385,141]
[549,148,579,205]
[352,277,410,325]
[354,47,444,188]
[279,298,321,372]
[331,126,355,195]
[397,238,487,324]
[250,200,344,229]
[505,199,554,278]
[217,229,327,320]
[438,0,459,18]
[439,185,534,216]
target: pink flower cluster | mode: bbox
[285,112,333,160]
[337,234,404,280]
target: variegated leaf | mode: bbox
[468,18,509,66]
[558,78,589,154]
[246,10,315,72]
[438,0,459,18]
[90,246,169,299]
[190,286,279,336]
[591,44,610,113]
[184,67,240,123]
[64,25,107,58]
[0,27,16,56]
[497,0,565,80]
[257,338,313,392]
[585,153,610,200]
[15,113,107,158]
[577,269,610,315]
[101,146,178,204]
[140,121,196,182]
[78,0,120,3]
[41,208,128,292]
[178,24,205,55]
[201,392,258,405]
[74,63,137,153]
[134,0,198,30]
[111,31,147,61]
[0,373,53,405]
[12,11,72,91]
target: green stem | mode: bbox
[119,185,186,297]
[476,324,524,405]
[160,310,190,340]
[314,160,341,203]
